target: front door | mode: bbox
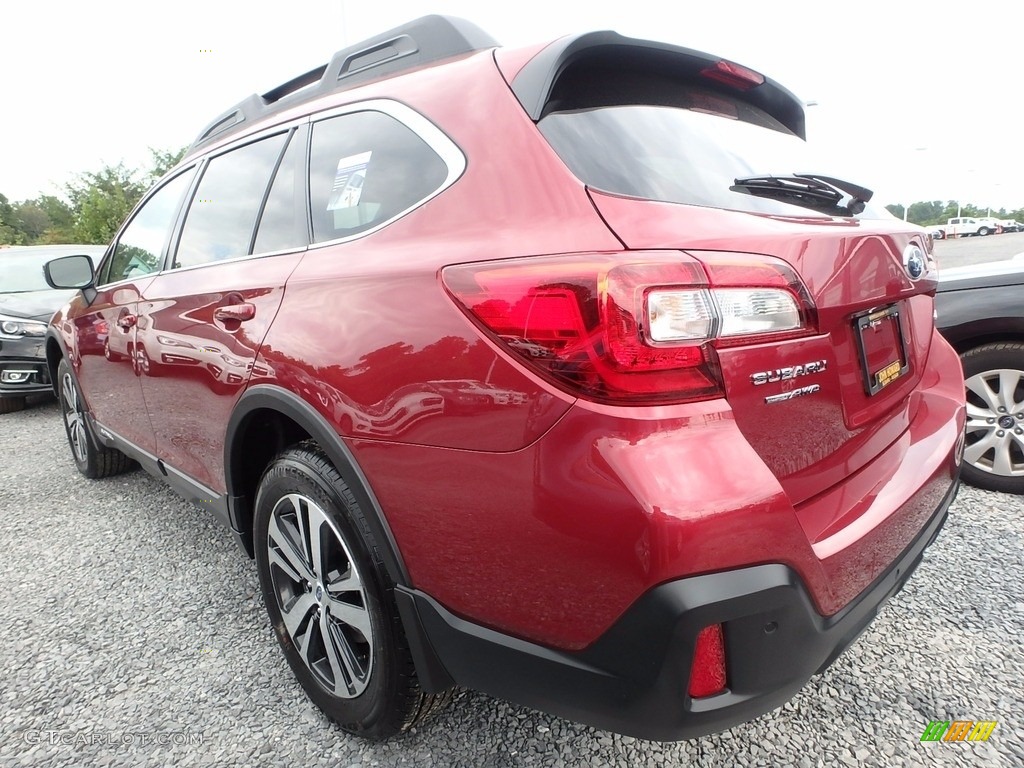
[74,169,197,453]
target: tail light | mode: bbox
[442,250,815,405]
[699,60,765,91]
[688,623,727,698]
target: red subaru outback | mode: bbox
[44,16,964,741]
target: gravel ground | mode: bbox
[1,398,1021,767]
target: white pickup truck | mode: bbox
[932,217,997,238]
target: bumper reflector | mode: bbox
[688,623,727,698]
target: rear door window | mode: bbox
[173,133,288,269]
[253,125,310,254]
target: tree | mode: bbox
[146,146,188,183]
[906,200,945,226]
[12,201,51,241]
[64,163,147,245]
[0,193,21,245]
[0,145,185,247]
[34,195,75,243]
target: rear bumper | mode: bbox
[397,476,957,740]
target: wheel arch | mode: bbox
[44,330,69,399]
[943,323,1024,355]
[225,384,411,587]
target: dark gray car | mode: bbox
[936,259,1024,493]
[0,245,105,413]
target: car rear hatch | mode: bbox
[587,194,937,513]
[499,32,941,521]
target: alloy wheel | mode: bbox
[61,372,88,464]
[964,368,1024,478]
[266,492,374,698]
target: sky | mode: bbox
[2,0,1022,212]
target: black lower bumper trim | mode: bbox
[0,358,51,397]
[396,477,959,740]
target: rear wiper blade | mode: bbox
[795,174,872,208]
[732,174,872,215]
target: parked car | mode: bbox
[934,217,996,238]
[936,260,1024,494]
[42,16,964,742]
[977,217,1005,233]
[0,245,105,413]
[997,219,1022,233]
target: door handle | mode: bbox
[117,314,137,330]
[214,303,256,322]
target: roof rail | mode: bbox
[187,15,498,155]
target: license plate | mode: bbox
[855,304,909,396]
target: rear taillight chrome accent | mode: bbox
[688,623,727,698]
[442,251,816,405]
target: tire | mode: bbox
[0,395,27,414]
[934,230,945,240]
[56,358,134,479]
[978,227,991,236]
[960,343,1024,494]
[135,344,151,376]
[253,442,451,740]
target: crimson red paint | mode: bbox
[44,17,965,741]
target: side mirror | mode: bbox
[44,254,95,290]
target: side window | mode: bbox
[100,169,196,285]
[309,111,448,243]
[174,133,287,269]
[253,124,309,254]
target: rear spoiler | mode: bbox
[510,31,806,139]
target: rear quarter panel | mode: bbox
[259,51,622,452]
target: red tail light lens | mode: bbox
[699,60,765,91]
[442,251,815,405]
[688,623,727,698]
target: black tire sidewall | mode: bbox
[960,344,1024,494]
[253,449,407,736]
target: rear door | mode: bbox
[138,125,309,492]
[72,169,197,453]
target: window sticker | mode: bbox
[326,151,372,210]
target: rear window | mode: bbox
[538,89,884,219]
